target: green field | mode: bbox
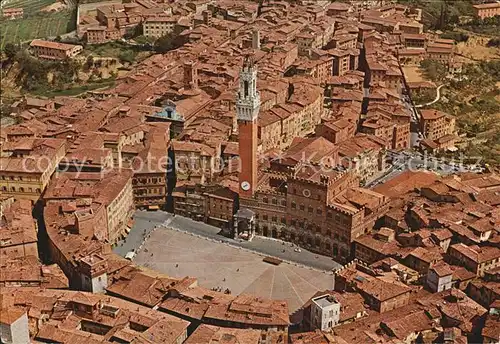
[0,11,74,48]
[30,78,116,97]
[2,0,59,16]
[0,0,77,49]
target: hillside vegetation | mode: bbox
[398,0,500,35]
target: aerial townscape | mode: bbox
[0,0,500,343]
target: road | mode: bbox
[400,93,423,148]
[415,84,445,108]
[114,210,342,272]
[113,210,171,256]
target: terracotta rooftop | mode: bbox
[430,261,453,277]
[1,288,190,344]
[450,243,500,264]
[185,324,262,344]
[473,2,500,9]
[30,39,81,51]
[0,306,25,325]
[291,330,336,344]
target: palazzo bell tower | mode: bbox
[237,55,260,199]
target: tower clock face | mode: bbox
[241,181,251,191]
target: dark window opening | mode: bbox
[244,80,249,97]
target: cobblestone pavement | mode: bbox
[113,210,171,257]
[114,210,342,272]
[133,226,336,313]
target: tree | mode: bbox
[16,51,48,90]
[4,43,19,60]
[420,59,447,82]
[86,55,94,69]
[440,31,468,43]
[125,24,143,40]
[155,33,176,53]
[154,33,185,54]
[118,50,136,63]
[487,38,500,48]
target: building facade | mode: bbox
[143,17,178,38]
[426,262,453,293]
[2,8,23,19]
[419,109,455,141]
[310,294,341,331]
[29,39,83,60]
[473,2,500,19]
[0,309,30,344]
[104,172,134,243]
[0,200,38,259]
[0,139,66,201]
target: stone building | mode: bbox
[29,40,83,60]
[447,244,500,277]
[0,199,38,259]
[419,109,455,141]
[43,169,134,244]
[0,308,30,344]
[2,8,23,20]
[143,16,178,38]
[473,2,500,19]
[0,138,66,201]
[426,261,453,293]
[310,294,341,331]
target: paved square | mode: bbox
[134,227,335,313]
